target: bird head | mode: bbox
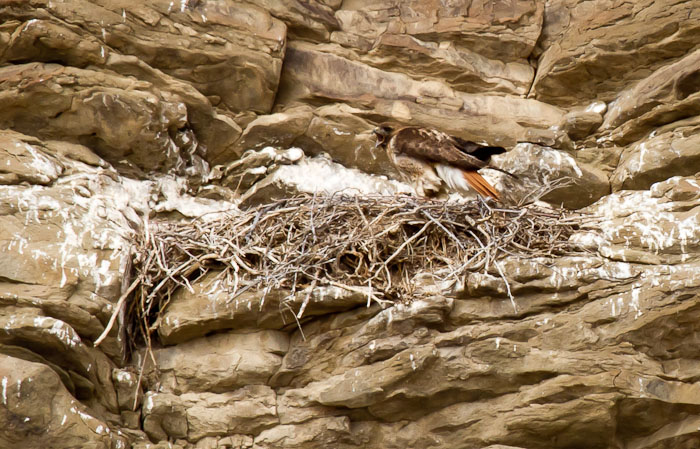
[372,124,394,148]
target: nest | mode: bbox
[95,194,588,355]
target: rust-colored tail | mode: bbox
[462,170,500,200]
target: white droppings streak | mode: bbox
[273,156,412,197]
[332,127,351,136]
[1,378,7,404]
[630,287,642,319]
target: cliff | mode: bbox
[1,1,700,448]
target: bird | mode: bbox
[373,123,515,200]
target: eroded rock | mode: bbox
[0,355,126,449]
[0,63,192,171]
[142,386,278,443]
[603,48,700,144]
[495,143,610,209]
[278,41,564,147]
[157,268,387,345]
[532,0,700,106]
[145,330,289,394]
[1,1,700,448]
[611,125,700,191]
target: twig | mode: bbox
[94,275,143,347]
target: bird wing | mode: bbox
[390,127,505,171]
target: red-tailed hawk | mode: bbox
[373,124,514,200]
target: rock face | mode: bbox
[2,0,700,448]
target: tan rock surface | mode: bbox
[0,63,192,171]
[603,50,700,134]
[532,0,700,106]
[611,125,700,192]
[495,143,610,208]
[2,1,700,448]
[142,385,278,443]
[146,330,289,394]
[0,355,126,449]
[157,267,393,344]
[331,0,543,96]
[278,41,564,147]
[1,0,286,114]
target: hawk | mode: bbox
[373,124,514,200]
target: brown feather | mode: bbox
[375,124,509,200]
[462,170,500,200]
[390,127,502,171]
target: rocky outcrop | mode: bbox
[2,0,700,448]
[532,0,700,107]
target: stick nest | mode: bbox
[120,194,587,350]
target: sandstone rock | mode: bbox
[133,442,185,449]
[284,344,439,412]
[224,106,314,163]
[0,355,125,449]
[271,297,452,388]
[0,134,145,358]
[0,3,263,166]
[253,416,369,449]
[143,386,278,443]
[112,368,142,412]
[146,330,289,394]
[278,41,564,147]
[352,35,535,96]
[559,109,604,141]
[252,0,338,41]
[0,311,119,414]
[572,144,622,177]
[573,174,700,265]
[495,143,610,209]
[3,0,700,447]
[330,0,542,96]
[142,392,189,442]
[1,0,287,114]
[300,104,393,175]
[532,0,700,106]
[194,435,254,449]
[602,48,700,144]
[210,147,305,195]
[521,127,574,151]
[261,226,700,447]
[611,125,700,191]
[335,0,543,61]
[158,268,385,344]
[0,131,65,185]
[0,63,192,171]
